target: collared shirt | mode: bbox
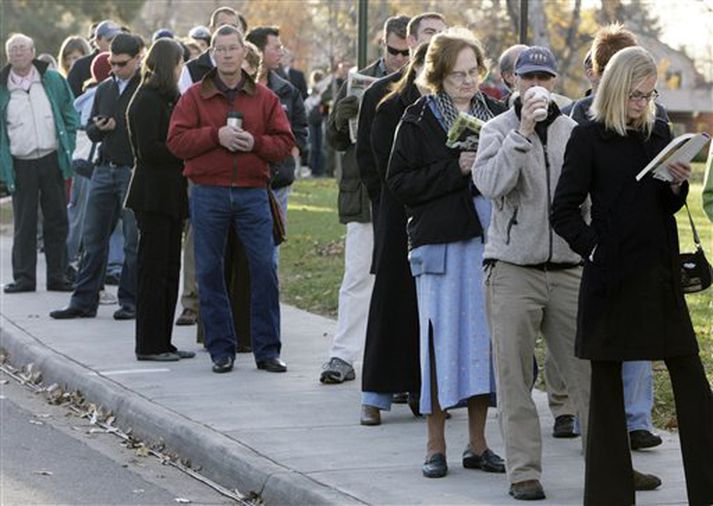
[115,76,131,95]
[8,66,37,92]
[212,73,245,104]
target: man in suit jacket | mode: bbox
[281,50,308,99]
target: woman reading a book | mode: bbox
[386,28,505,479]
[551,46,713,505]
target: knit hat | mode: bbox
[91,52,112,82]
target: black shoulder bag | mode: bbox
[680,203,712,294]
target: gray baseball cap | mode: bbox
[93,20,122,42]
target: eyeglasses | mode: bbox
[628,89,659,103]
[386,45,409,57]
[448,68,480,85]
[109,59,132,68]
[213,45,242,54]
[8,45,32,54]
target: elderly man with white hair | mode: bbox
[0,33,79,294]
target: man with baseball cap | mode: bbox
[473,46,591,501]
[67,20,121,97]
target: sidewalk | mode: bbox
[0,230,688,505]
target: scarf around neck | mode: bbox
[433,90,493,131]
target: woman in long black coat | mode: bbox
[359,44,428,424]
[126,39,192,361]
[551,46,713,505]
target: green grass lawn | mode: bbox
[281,165,713,428]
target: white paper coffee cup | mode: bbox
[524,86,551,122]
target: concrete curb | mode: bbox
[0,317,365,505]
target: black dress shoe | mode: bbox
[392,392,409,404]
[236,344,252,353]
[212,356,234,373]
[509,479,546,500]
[113,307,136,320]
[553,414,578,438]
[422,453,448,478]
[47,280,74,292]
[4,282,35,293]
[50,306,96,319]
[256,357,287,372]
[462,447,506,473]
[630,429,662,450]
[633,469,662,490]
[136,352,180,361]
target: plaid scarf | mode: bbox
[433,91,494,131]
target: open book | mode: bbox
[635,132,711,182]
[346,68,379,143]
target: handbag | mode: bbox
[680,203,712,294]
[268,189,286,246]
[71,142,97,179]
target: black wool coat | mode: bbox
[387,95,505,250]
[125,85,188,220]
[551,119,697,361]
[361,82,421,394]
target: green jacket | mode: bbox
[0,59,79,193]
[703,146,713,223]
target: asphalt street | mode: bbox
[0,371,236,505]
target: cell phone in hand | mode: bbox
[94,115,109,122]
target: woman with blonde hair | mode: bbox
[57,35,91,78]
[552,46,713,505]
[387,28,506,478]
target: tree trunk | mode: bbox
[529,0,551,48]
[557,0,583,90]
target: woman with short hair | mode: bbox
[387,28,506,478]
[126,39,192,361]
[552,46,713,505]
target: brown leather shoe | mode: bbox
[509,479,546,500]
[633,469,662,491]
[360,405,381,426]
[175,308,198,326]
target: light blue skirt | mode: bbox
[409,196,495,414]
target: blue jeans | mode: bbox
[107,220,125,277]
[623,361,654,431]
[191,185,280,362]
[66,175,90,264]
[70,164,137,311]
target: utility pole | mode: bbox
[357,0,368,69]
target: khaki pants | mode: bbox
[484,261,590,484]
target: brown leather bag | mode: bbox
[268,189,286,245]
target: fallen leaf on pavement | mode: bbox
[174,499,191,504]
[28,420,44,426]
[33,470,53,476]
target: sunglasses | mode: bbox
[109,59,132,68]
[386,45,409,57]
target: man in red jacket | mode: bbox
[168,25,295,374]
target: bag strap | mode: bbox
[684,202,703,248]
[87,142,97,163]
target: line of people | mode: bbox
[319,13,713,503]
[2,7,713,504]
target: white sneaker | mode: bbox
[99,290,117,305]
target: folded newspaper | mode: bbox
[446,112,486,151]
[346,68,379,143]
[635,132,711,182]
